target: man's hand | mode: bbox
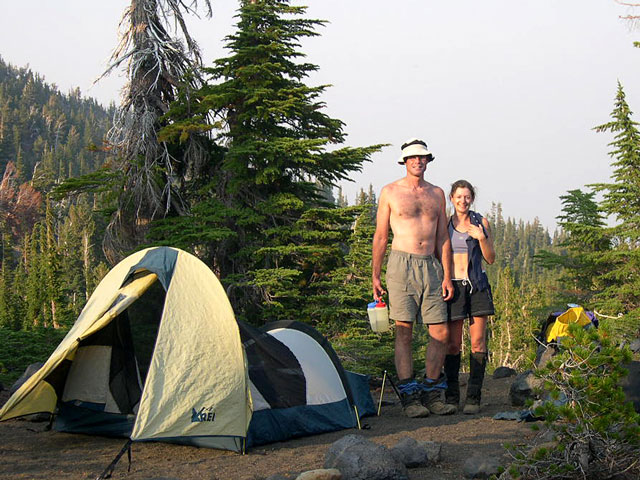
[372,277,386,302]
[441,278,454,301]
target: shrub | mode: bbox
[507,324,640,479]
[0,327,68,386]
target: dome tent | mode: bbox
[0,247,372,452]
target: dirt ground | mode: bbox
[0,374,539,480]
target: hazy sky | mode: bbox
[2,0,640,230]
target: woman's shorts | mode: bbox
[386,250,447,325]
[447,279,495,322]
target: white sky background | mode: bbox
[2,0,640,231]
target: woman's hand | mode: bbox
[466,223,486,241]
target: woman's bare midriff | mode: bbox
[453,252,469,279]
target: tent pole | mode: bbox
[353,405,361,429]
[377,370,388,416]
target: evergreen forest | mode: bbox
[0,0,639,389]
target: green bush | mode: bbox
[0,327,68,387]
[507,324,640,479]
[330,326,395,377]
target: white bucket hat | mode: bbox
[398,138,435,165]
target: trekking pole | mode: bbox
[386,374,402,402]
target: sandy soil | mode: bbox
[0,374,538,480]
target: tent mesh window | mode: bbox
[127,278,165,385]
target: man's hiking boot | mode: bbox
[444,353,461,412]
[397,379,430,418]
[421,374,456,416]
[463,352,487,415]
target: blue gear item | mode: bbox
[421,373,448,392]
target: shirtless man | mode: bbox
[372,138,455,418]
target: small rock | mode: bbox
[463,454,501,479]
[390,437,430,468]
[295,468,342,480]
[628,338,640,354]
[493,367,517,379]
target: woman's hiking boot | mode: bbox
[421,373,457,415]
[397,379,430,418]
[463,352,487,415]
[444,353,461,412]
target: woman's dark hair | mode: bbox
[449,179,475,201]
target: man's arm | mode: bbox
[435,188,454,301]
[372,187,391,301]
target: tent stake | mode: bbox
[95,439,132,480]
[353,405,361,429]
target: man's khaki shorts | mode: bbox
[386,250,447,325]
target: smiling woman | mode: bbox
[444,179,496,415]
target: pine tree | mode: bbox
[336,186,348,207]
[535,189,609,302]
[24,226,44,328]
[42,199,65,328]
[153,0,384,323]
[0,230,14,328]
[589,82,640,334]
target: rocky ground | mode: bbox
[0,373,542,480]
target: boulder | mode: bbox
[509,370,543,407]
[493,367,517,379]
[534,344,557,368]
[324,434,408,480]
[420,441,442,464]
[10,362,44,395]
[389,437,440,468]
[620,360,640,413]
[629,338,640,354]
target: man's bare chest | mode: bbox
[391,193,439,221]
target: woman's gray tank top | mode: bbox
[449,219,469,254]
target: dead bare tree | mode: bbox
[100,0,211,262]
[615,0,640,28]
